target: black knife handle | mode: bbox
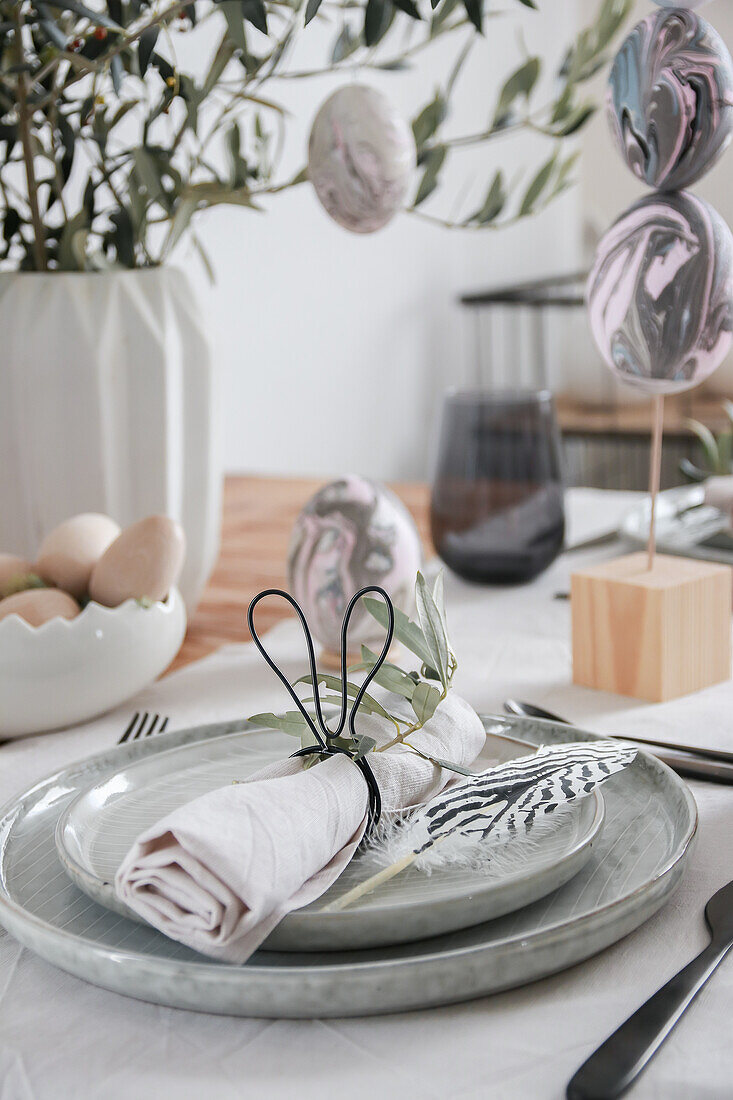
[567,942,730,1099]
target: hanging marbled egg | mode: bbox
[288,476,422,653]
[308,85,416,234]
[587,191,733,395]
[607,9,733,190]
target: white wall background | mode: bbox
[181,3,583,481]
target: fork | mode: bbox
[117,711,170,744]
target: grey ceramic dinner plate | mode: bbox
[54,727,603,951]
[0,716,697,1018]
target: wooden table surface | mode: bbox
[173,476,432,671]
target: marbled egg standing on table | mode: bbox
[586,191,733,394]
[288,476,423,654]
[607,9,733,190]
[308,85,416,233]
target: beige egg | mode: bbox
[0,588,80,627]
[89,515,186,607]
[0,553,35,598]
[36,513,121,599]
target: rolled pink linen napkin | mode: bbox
[115,692,485,962]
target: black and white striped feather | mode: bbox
[328,741,637,911]
[415,740,636,852]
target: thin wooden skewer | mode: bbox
[647,394,665,572]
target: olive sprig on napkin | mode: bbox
[250,572,471,775]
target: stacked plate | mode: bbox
[0,716,696,1017]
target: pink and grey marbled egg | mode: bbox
[287,476,422,652]
[587,191,733,395]
[607,9,733,190]
[308,85,416,234]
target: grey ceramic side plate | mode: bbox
[0,716,697,1018]
[54,727,604,951]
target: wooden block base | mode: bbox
[571,552,732,702]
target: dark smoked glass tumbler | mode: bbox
[430,390,565,584]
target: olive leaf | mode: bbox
[415,570,449,689]
[411,680,442,724]
[294,674,393,722]
[350,644,417,700]
[362,597,434,669]
[249,711,313,736]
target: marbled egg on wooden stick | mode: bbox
[0,554,34,598]
[308,85,415,233]
[0,589,80,627]
[89,515,186,607]
[607,9,733,190]
[36,513,121,599]
[587,191,733,394]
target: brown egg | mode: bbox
[0,553,35,598]
[89,515,186,607]
[36,513,121,599]
[0,588,80,627]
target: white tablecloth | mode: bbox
[1,489,732,1100]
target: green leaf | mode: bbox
[364,0,393,46]
[392,0,422,19]
[304,0,323,24]
[353,734,378,760]
[248,711,312,736]
[413,144,446,206]
[406,745,474,776]
[469,170,505,225]
[411,681,442,724]
[519,150,558,216]
[332,24,359,63]
[133,146,165,204]
[415,571,449,689]
[353,645,417,700]
[294,674,393,722]
[412,93,447,149]
[222,1,249,52]
[549,103,595,137]
[463,0,482,33]
[109,206,135,267]
[242,0,268,35]
[363,596,434,668]
[138,27,159,76]
[492,57,540,127]
[166,197,197,254]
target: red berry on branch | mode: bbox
[94,27,107,40]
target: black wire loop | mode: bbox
[247,585,395,832]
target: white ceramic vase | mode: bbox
[0,267,220,612]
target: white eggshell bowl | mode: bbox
[0,588,186,738]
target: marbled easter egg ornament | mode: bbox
[288,476,422,653]
[308,85,416,233]
[587,191,733,394]
[607,9,733,190]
